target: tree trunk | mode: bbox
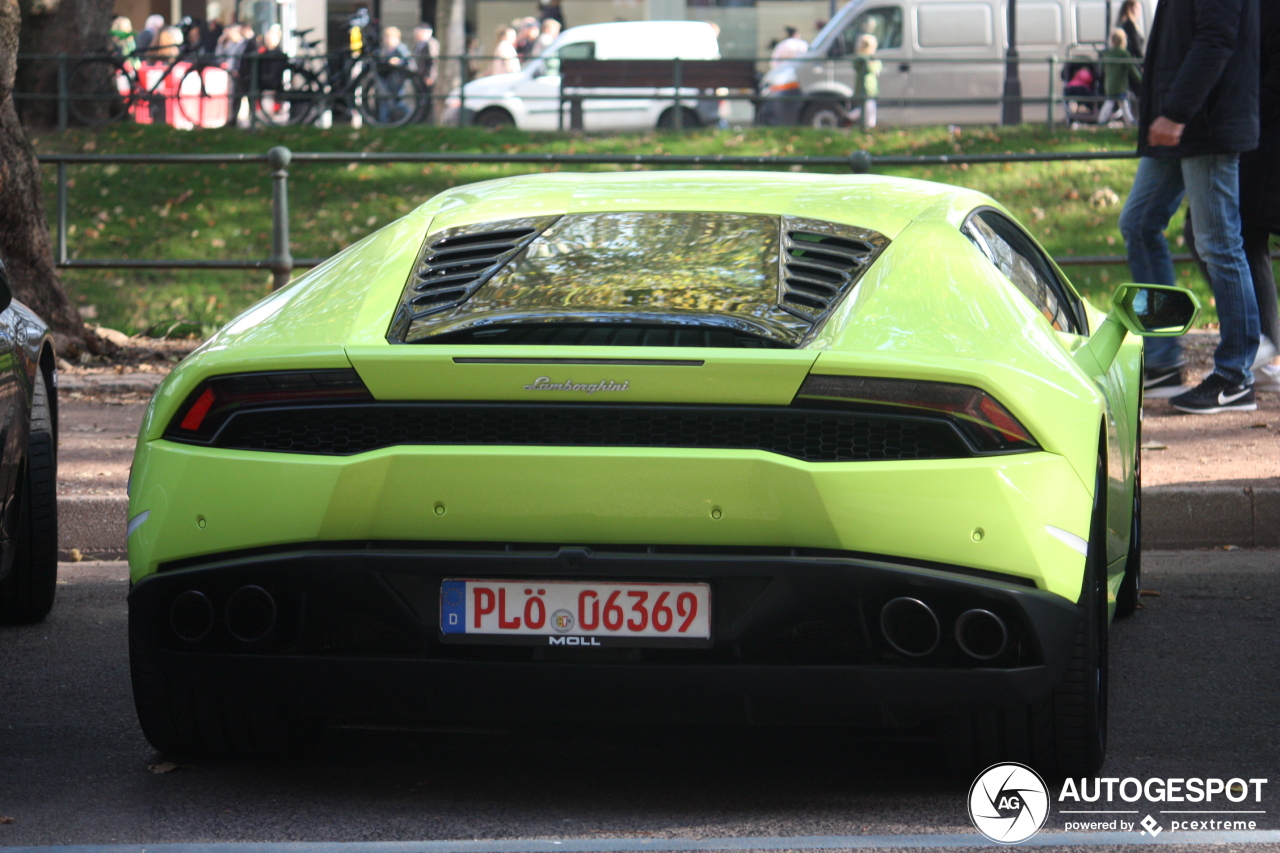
[13,0,115,127]
[0,0,88,343]
[433,0,465,125]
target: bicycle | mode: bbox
[253,13,427,128]
[66,43,233,128]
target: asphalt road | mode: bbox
[1,550,1278,852]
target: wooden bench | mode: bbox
[558,59,758,130]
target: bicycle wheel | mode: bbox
[67,58,132,125]
[355,63,423,128]
[176,64,233,129]
[253,65,322,127]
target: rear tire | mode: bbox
[175,64,231,129]
[656,107,701,130]
[356,64,424,128]
[66,58,131,126]
[474,107,515,129]
[130,617,325,758]
[800,100,847,129]
[948,447,1108,776]
[0,378,59,625]
[254,65,321,127]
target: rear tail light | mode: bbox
[165,369,373,443]
[796,375,1039,453]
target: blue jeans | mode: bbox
[1118,154,1260,385]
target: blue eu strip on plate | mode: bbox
[440,580,467,633]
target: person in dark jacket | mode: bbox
[1117,0,1145,59]
[1117,0,1261,414]
[1240,0,1280,388]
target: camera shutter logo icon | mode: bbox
[968,762,1051,844]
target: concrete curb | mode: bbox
[58,495,128,561]
[57,487,1280,560]
[1144,486,1280,549]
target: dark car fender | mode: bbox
[8,299,58,450]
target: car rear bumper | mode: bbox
[127,442,1093,599]
[128,545,1082,727]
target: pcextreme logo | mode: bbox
[968,763,1050,844]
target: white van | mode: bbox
[758,0,1153,127]
[443,21,722,131]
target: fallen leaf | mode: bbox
[1140,441,1168,450]
[1139,589,1160,597]
[1223,544,1240,551]
[0,816,15,824]
[1088,187,1119,208]
[1248,423,1269,429]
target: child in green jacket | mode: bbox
[850,33,882,128]
[1099,28,1141,125]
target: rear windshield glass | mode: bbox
[429,211,813,344]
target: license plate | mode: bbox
[440,580,712,647]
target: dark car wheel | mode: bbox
[800,100,847,129]
[656,107,702,130]
[130,649,326,759]
[475,108,515,130]
[948,445,1109,776]
[0,377,59,624]
[130,603,325,758]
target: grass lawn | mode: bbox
[31,122,1234,337]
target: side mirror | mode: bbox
[0,258,12,314]
[1073,283,1200,377]
[1112,283,1199,336]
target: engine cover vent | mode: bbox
[779,217,889,322]
[391,216,559,337]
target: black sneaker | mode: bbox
[1143,363,1185,399]
[1170,373,1257,414]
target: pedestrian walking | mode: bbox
[1117,0,1261,413]
[1098,29,1141,126]
[110,16,138,68]
[412,23,440,120]
[770,27,808,68]
[1185,0,1280,390]
[135,14,166,56]
[486,26,520,77]
[1242,0,1280,390]
[1117,0,1145,59]
[850,33,881,129]
[531,18,560,57]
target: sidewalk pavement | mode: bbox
[54,338,1280,560]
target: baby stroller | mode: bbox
[1062,52,1102,123]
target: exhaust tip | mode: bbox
[169,590,214,642]
[880,597,940,657]
[225,585,277,643]
[955,609,1008,660]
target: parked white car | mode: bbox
[443,21,722,131]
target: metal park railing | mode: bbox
[40,144,1250,292]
